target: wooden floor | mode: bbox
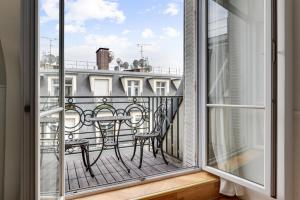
[41,147,183,195]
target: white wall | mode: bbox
[0,0,21,199]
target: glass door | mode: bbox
[39,0,65,198]
[201,0,275,196]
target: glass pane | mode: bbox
[39,0,62,198]
[40,0,60,112]
[208,0,265,106]
[40,114,60,196]
[134,81,139,87]
[207,107,265,185]
[65,78,72,85]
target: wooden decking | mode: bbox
[41,147,183,195]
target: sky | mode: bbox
[40,0,184,70]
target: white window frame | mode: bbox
[199,0,275,196]
[89,75,112,96]
[120,78,143,96]
[48,75,76,96]
[154,80,170,96]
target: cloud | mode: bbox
[56,22,86,33]
[85,34,130,49]
[41,0,59,23]
[162,27,180,38]
[142,28,155,38]
[122,29,131,35]
[163,3,179,16]
[64,34,133,66]
[41,0,125,24]
[65,0,125,24]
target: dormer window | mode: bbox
[48,75,76,96]
[128,80,140,96]
[156,81,167,96]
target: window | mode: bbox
[50,78,59,96]
[201,0,275,196]
[89,76,112,96]
[156,81,168,96]
[48,76,76,96]
[127,80,140,96]
[65,77,73,96]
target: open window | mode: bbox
[200,0,276,196]
[37,0,276,198]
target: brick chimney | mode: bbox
[96,48,109,70]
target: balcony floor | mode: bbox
[63,147,182,194]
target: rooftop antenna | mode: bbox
[42,36,58,57]
[136,43,151,60]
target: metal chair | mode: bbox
[131,104,169,168]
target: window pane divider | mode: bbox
[206,104,266,109]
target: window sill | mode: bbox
[71,172,221,200]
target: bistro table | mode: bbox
[90,116,132,173]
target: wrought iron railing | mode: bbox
[40,96,183,160]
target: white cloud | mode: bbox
[65,0,125,24]
[163,3,179,16]
[41,0,59,23]
[162,27,180,38]
[42,0,125,24]
[122,29,131,35]
[56,22,86,33]
[142,28,155,38]
[64,34,133,66]
[85,34,130,49]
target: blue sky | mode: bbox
[40,0,184,70]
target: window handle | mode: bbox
[24,105,31,113]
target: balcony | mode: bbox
[40,96,189,195]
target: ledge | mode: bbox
[72,172,221,200]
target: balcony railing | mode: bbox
[40,96,183,160]
[40,96,184,193]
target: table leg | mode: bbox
[116,144,130,173]
[90,121,105,166]
[116,119,130,173]
[85,145,94,177]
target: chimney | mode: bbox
[96,48,109,70]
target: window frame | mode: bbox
[154,80,170,96]
[48,75,76,96]
[125,79,143,96]
[198,0,276,196]
[89,75,113,96]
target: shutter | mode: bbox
[94,79,109,96]
[183,0,197,167]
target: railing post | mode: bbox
[171,97,174,156]
[165,97,168,153]
[177,97,180,158]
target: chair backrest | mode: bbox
[153,104,168,135]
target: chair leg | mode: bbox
[138,139,145,169]
[160,144,168,165]
[151,138,156,158]
[85,146,94,177]
[81,146,87,168]
[114,146,120,160]
[131,138,137,161]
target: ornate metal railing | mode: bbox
[40,96,183,160]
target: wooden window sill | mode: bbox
[71,172,221,200]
